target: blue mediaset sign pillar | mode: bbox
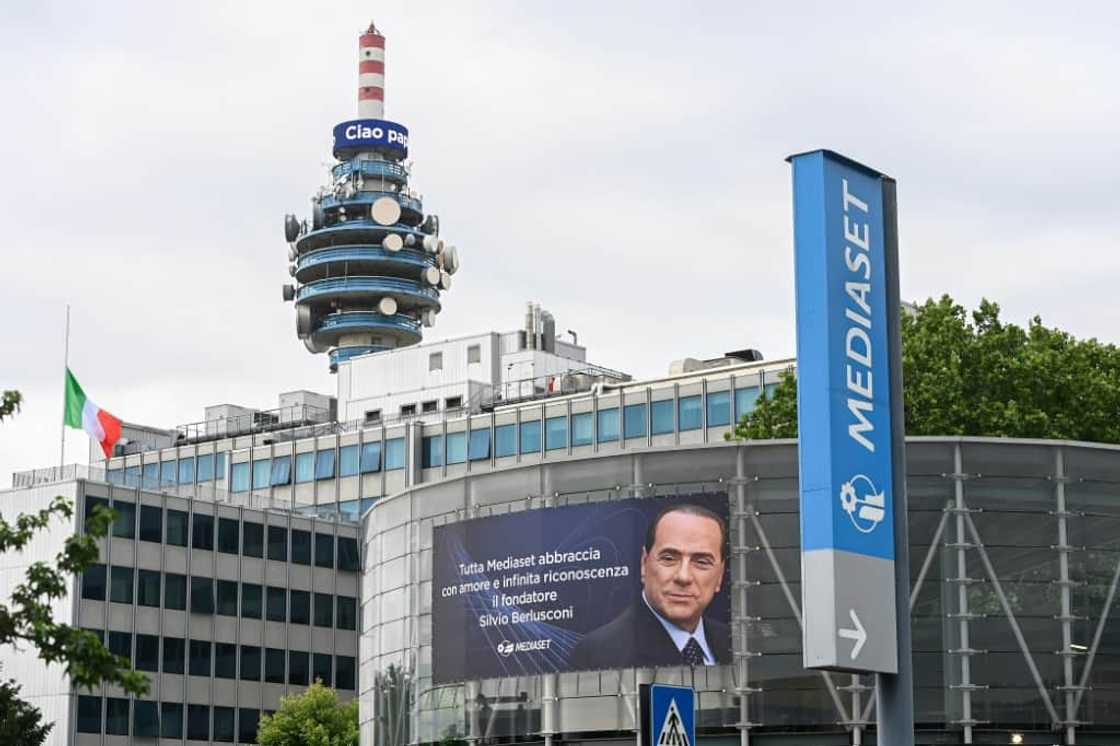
[789,150,905,676]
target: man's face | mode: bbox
[640,510,725,633]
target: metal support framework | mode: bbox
[746,508,851,726]
[731,452,758,745]
[1073,548,1120,715]
[951,445,977,742]
[1055,448,1079,743]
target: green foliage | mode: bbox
[730,295,1120,443]
[257,681,359,746]
[0,391,20,422]
[0,668,52,745]
[0,389,148,696]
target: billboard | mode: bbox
[789,149,900,673]
[432,493,731,683]
[332,118,409,157]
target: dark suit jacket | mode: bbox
[568,598,731,671]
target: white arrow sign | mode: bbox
[837,609,867,660]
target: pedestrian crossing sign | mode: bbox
[640,684,695,746]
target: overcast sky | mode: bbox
[2,1,1117,484]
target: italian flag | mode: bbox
[64,368,122,458]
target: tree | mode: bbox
[729,295,1120,443]
[0,390,149,697]
[257,681,359,746]
[0,669,52,746]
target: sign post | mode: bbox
[640,684,695,746]
[788,150,914,742]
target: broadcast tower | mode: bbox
[281,22,459,372]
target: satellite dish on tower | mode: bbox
[424,267,441,286]
[378,297,398,315]
[287,245,297,262]
[282,284,295,302]
[443,245,460,274]
[296,306,312,338]
[404,233,416,247]
[284,214,300,243]
[439,271,452,291]
[371,197,402,226]
[312,203,324,230]
[422,235,439,254]
[382,234,403,252]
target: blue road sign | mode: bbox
[789,149,900,674]
[641,684,695,746]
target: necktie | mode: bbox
[682,637,706,666]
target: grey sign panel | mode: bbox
[802,549,898,673]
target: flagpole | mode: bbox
[60,304,70,470]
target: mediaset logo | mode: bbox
[495,639,552,657]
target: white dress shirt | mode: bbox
[642,592,715,665]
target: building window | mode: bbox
[214,706,236,743]
[679,395,702,431]
[105,697,130,736]
[421,435,444,468]
[421,399,438,413]
[187,704,210,741]
[429,352,443,372]
[289,651,309,686]
[137,569,161,607]
[291,530,311,565]
[197,453,215,482]
[385,438,406,469]
[597,408,620,443]
[85,496,108,531]
[337,595,357,630]
[134,700,160,738]
[290,590,311,625]
[315,533,335,568]
[271,455,292,486]
[142,462,159,488]
[240,645,261,681]
[178,457,196,485]
[230,462,250,492]
[124,465,141,487]
[624,403,647,439]
[239,709,260,745]
[545,416,567,450]
[163,636,185,674]
[160,461,177,486]
[268,525,287,561]
[82,564,107,601]
[360,441,382,473]
[735,386,760,419]
[336,655,356,690]
[108,631,131,665]
[294,452,315,483]
[135,634,159,672]
[252,458,272,490]
[571,412,593,446]
[215,452,227,479]
[314,592,334,628]
[339,445,359,477]
[214,642,237,679]
[265,648,286,683]
[313,652,333,685]
[468,429,491,461]
[707,390,731,427]
[315,450,336,480]
[108,468,124,485]
[520,420,542,453]
[166,509,188,546]
[111,500,135,539]
[192,513,214,550]
[242,583,263,619]
[244,521,263,557]
[218,517,240,554]
[651,400,674,434]
[189,639,211,677]
[445,395,463,410]
[77,695,101,734]
[165,573,187,610]
[400,403,417,417]
[467,344,481,364]
[446,432,467,464]
[364,409,381,425]
[109,566,134,604]
[161,702,184,740]
[338,537,360,572]
[494,424,516,457]
[138,504,161,543]
[190,577,214,614]
[216,580,238,616]
[266,587,286,622]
